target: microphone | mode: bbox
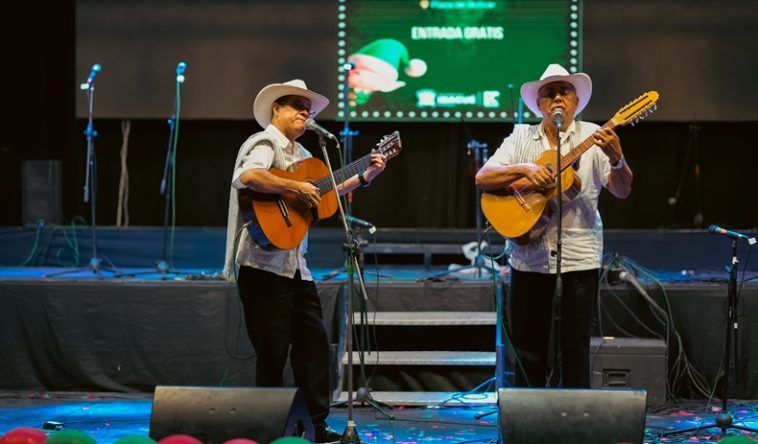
[345,215,376,234]
[305,119,337,140]
[709,225,757,245]
[551,108,564,129]
[176,61,187,83]
[86,64,102,84]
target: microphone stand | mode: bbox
[330,63,394,430]
[662,119,703,228]
[340,63,359,217]
[47,71,118,278]
[659,238,758,439]
[433,139,499,279]
[118,66,186,279]
[546,117,563,387]
[317,134,369,444]
[322,63,362,283]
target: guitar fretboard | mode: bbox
[559,120,618,171]
[313,154,373,194]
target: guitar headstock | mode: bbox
[611,91,659,127]
[374,131,402,159]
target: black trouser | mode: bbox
[237,266,330,427]
[509,268,598,388]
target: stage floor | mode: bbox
[2,391,758,443]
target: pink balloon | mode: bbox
[0,427,48,444]
[156,436,202,444]
[223,440,260,444]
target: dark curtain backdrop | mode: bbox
[2,1,757,228]
[36,118,756,229]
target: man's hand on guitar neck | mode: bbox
[592,127,623,164]
[592,127,632,199]
[364,152,387,182]
[336,152,387,195]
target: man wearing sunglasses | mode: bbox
[224,79,385,443]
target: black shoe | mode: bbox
[314,424,343,443]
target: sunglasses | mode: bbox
[277,96,315,117]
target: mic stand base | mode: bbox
[45,257,118,278]
[659,412,758,437]
[113,260,190,280]
[340,420,360,444]
[332,387,394,421]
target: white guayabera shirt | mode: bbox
[483,120,613,274]
[223,124,313,281]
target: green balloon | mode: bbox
[270,438,312,444]
[45,430,97,444]
[114,436,158,444]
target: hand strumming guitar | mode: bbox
[293,180,321,208]
[522,162,556,190]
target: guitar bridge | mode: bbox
[510,186,531,212]
[276,199,293,227]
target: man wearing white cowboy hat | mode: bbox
[476,64,633,388]
[224,79,386,443]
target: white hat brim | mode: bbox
[520,72,592,117]
[253,81,329,128]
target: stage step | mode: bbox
[339,293,504,395]
[334,390,497,407]
[342,350,495,366]
[353,311,496,326]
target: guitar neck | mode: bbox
[560,120,618,171]
[313,154,372,193]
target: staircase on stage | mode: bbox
[1,226,757,403]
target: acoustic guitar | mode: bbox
[481,91,659,244]
[239,131,402,250]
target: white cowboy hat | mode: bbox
[520,64,592,117]
[252,79,330,128]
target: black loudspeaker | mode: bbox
[498,388,647,444]
[590,336,667,405]
[22,160,62,225]
[149,386,314,444]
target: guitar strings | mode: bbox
[505,130,600,198]
[313,154,373,194]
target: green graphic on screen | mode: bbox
[337,0,581,122]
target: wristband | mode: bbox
[358,170,370,187]
[610,157,625,170]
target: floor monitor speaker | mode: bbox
[150,386,314,444]
[498,387,647,444]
